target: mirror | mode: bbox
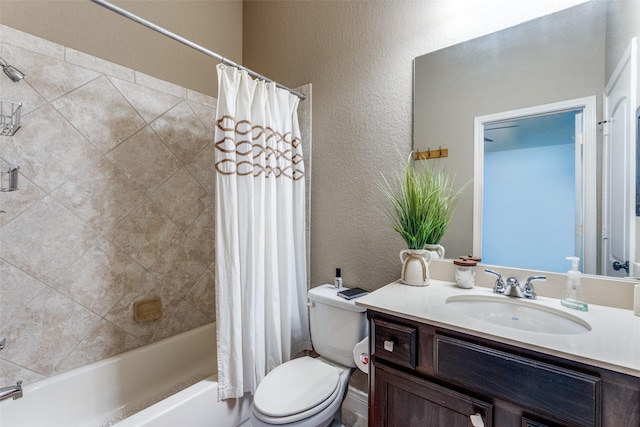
[413,1,640,277]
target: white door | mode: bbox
[602,38,637,277]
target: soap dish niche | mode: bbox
[0,99,22,137]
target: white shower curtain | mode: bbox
[214,64,311,400]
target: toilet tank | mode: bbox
[308,285,368,368]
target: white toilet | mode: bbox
[250,284,368,427]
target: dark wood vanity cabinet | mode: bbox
[368,311,640,427]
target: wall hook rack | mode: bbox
[413,146,448,161]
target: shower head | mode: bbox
[0,56,25,82]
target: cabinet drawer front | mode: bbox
[374,363,493,427]
[435,335,601,427]
[373,319,417,369]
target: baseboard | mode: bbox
[343,386,368,420]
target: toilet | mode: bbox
[250,284,368,427]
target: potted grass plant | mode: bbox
[382,158,465,285]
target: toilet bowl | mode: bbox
[250,285,368,427]
[251,357,351,427]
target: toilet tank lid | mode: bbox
[308,285,367,313]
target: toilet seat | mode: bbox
[253,357,343,424]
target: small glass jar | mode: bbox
[454,258,478,288]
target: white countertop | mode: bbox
[355,280,640,377]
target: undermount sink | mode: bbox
[445,295,591,335]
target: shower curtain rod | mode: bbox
[89,0,306,100]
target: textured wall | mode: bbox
[242,0,587,291]
[0,0,242,98]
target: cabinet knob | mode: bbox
[383,340,394,352]
[469,413,484,427]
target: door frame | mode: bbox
[473,96,597,273]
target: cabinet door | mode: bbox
[372,363,492,427]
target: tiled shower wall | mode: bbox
[0,25,312,385]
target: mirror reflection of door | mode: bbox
[482,111,582,273]
[602,38,637,278]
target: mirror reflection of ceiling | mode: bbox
[484,112,578,153]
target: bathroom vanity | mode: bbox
[356,280,640,427]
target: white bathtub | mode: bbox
[0,323,252,427]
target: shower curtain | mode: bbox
[214,64,311,400]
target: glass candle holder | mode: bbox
[454,258,478,288]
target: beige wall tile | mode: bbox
[185,141,216,195]
[109,76,182,123]
[135,71,186,98]
[0,197,101,284]
[185,266,216,320]
[51,158,145,235]
[149,101,211,164]
[0,173,47,228]
[149,299,211,342]
[148,233,211,298]
[106,126,180,195]
[2,44,100,102]
[4,104,102,193]
[55,319,141,374]
[0,24,64,60]
[0,359,45,389]
[52,76,146,154]
[0,260,46,327]
[109,199,181,270]
[66,48,135,82]
[186,100,217,133]
[150,168,208,231]
[1,287,101,376]
[52,238,145,317]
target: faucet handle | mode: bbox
[523,275,546,299]
[485,269,506,294]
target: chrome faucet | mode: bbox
[523,276,546,300]
[485,269,506,294]
[0,381,23,401]
[505,276,524,298]
[485,270,546,300]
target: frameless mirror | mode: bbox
[413,1,639,277]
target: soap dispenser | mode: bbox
[561,256,588,311]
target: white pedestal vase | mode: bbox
[400,249,432,286]
[424,243,445,260]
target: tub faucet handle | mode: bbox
[0,337,5,351]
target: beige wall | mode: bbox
[243,1,587,290]
[0,0,243,97]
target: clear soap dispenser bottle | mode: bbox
[561,256,588,311]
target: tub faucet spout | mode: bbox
[0,381,23,401]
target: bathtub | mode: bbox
[0,323,252,427]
